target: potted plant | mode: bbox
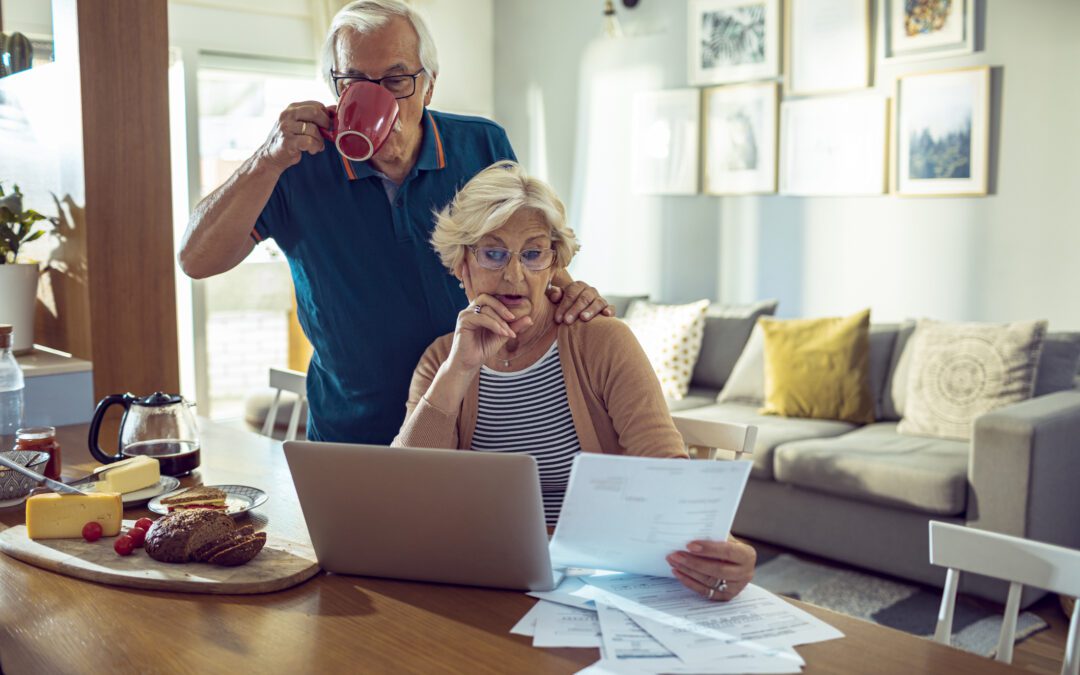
[0,183,53,353]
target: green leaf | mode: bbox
[21,230,45,245]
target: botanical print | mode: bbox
[699,3,766,70]
[904,0,954,38]
[906,80,974,179]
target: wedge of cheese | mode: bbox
[26,493,123,539]
[96,455,160,494]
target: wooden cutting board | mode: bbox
[0,520,321,594]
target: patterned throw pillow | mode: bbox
[897,319,1048,441]
[624,299,709,400]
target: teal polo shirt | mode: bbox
[253,109,516,444]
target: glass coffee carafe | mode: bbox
[88,392,200,476]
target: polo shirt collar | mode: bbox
[340,109,446,181]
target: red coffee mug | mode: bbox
[321,81,400,162]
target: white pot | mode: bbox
[0,263,40,353]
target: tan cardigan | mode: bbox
[393,316,687,458]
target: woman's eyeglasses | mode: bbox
[468,246,557,272]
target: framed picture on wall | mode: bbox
[688,0,781,85]
[786,0,871,95]
[895,66,989,197]
[880,0,975,62]
[630,89,701,195]
[702,82,778,195]
[779,93,888,196]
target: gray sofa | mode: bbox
[655,304,1080,607]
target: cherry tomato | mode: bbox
[82,521,103,542]
[134,517,154,531]
[114,534,135,556]
[128,526,147,547]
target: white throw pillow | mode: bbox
[716,323,766,405]
[623,299,709,400]
[897,319,1047,441]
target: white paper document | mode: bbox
[510,600,543,637]
[549,454,753,577]
[584,603,803,674]
[528,577,599,610]
[584,575,842,663]
[531,600,602,648]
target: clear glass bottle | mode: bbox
[0,325,25,453]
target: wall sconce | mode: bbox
[602,0,624,39]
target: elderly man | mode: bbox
[178,0,609,444]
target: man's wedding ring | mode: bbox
[300,121,307,135]
[473,304,483,314]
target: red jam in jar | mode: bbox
[15,427,62,481]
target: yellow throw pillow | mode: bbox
[759,309,874,424]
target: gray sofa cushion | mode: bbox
[773,422,969,516]
[1034,332,1080,396]
[881,321,916,421]
[868,324,899,420]
[672,402,855,480]
[607,294,650,318]
[667,387,719,412]
[692,300,778,390]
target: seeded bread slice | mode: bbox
[208,532,267,566]
[192,525,255,562]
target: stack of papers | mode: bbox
[511,573,843,674]
[509,454,843,673]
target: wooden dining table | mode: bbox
[0,419,1021,674]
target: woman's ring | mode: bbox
[707,588,716,600]
[712,578,728,592]
[473,304,483,314]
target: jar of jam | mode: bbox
[15,427,62,481]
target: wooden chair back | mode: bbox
[671,414,757,461]
[262,367,308,442]
[929,520,1080,674]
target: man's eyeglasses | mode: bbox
[469,246,557,272]
[331,69,425,99]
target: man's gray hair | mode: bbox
[320,0,439,96]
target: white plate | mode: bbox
[146,484,268,517]
[84,476,181,506]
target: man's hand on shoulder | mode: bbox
[547,272,614,324]
[257,101,333,173]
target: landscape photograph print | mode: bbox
[897,67,989,196]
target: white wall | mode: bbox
[494,0,1080,329]
[1,0,52,37]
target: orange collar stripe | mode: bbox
[340,154,357,180]
[428,112,446,169]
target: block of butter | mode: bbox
[95,455,160,494]
[26,493,123,539]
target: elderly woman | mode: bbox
[393,161,755,601]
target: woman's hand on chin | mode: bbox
[447,293,533,372]
[665,537,756,602]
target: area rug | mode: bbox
[752,549,1048,657]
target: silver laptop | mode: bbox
[283,441,556,591]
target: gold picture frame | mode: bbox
[784,0,871,97]
[701,81,779,196]
[894,65,990,197]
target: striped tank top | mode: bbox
[472,341,581,526]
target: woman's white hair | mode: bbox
[320,0,439,95]
[432,161,581,274]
